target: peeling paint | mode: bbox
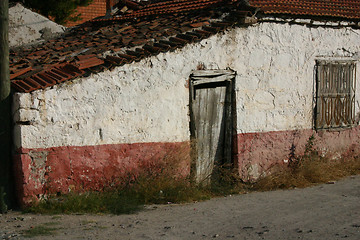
[236,126,360,180]
[14,142,190,206]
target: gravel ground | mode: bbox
[1,175,359,240]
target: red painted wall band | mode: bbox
[13,126,360,205]
[14,142,190,206]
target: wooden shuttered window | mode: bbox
[315,60,356,129]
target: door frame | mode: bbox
[189,69,236,185]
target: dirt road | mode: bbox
[1,175,360,239]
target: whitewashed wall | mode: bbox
[234,23,360,134]
[9,3,65,47]
[13,22,360,149]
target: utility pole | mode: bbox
[0,0,12,212]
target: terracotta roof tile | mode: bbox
[92,0,225,22]
[65,0,109,27]
[75,57,105,69]
[10,66,32,80]
[10,0,243,93]
[249,0,360,19]
[106,55,127,65]
[10,0,359,93]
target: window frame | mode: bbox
[314,59,357,130]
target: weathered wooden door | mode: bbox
[190,70,235,185]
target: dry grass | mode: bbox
[25,138,360,214]
[25,190,144,215]
[209,164,250,195]
[26,144,210,215]
[253,151,360,191]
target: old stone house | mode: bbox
[10,0,360,205]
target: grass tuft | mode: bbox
[26,177,210,215]
[25,188,147,215]
[253,156,360,191]
[253,136,360,191]
[22,223,58,238]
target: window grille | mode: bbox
[315,60,356,129]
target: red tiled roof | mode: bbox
[94,0,224,22]
[249,0,360,19]
[10,0,360,93]
[66,0,108,27]
[11,0,247,93]
[65,0,120,27]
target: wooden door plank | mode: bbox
[190,70,235,185]
[192,75,232,85]
[191,69,235,77]
[194,85,227,184]
[223,81,233,165]
[199,88,210,183]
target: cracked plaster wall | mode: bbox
[13,22,360,150]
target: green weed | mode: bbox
[25,190,143,215]
[26,179,209,215]
[22,223,59,238]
